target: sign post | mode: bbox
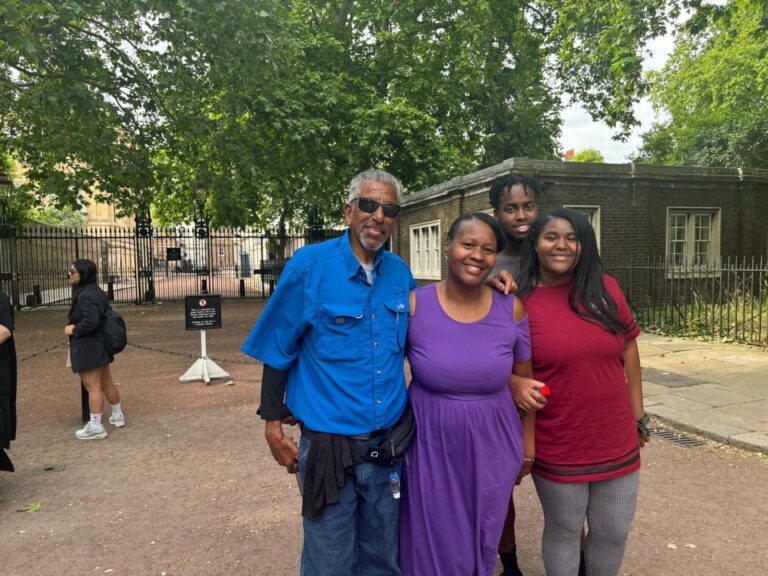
[180,294,230,385]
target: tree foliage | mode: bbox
[1,1,690,227]
[570,149,605,163]
[0,153,36,225]
[634,0,768,168]
[0,1,161,213]
[32,204,87,229]
[544,0,678,138]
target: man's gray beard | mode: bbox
[360,233,387,253]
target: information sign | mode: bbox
[184,294,222,330]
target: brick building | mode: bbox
[393,158,768,284]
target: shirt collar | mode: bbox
[341,229,384,279]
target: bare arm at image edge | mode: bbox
[0,293,13,343]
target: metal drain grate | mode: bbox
[650,427,706,448]
[643,368,706,388]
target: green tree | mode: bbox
[2,1,691,227]
[139,1,304,228]
[32,205,87,229]
[0,153,36,226]
[570,149,605,163]
[634,0,768,168]
[0,1,162,213]
[545,0,678,139]
[285,0,565,206]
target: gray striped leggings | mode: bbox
[533,471,640,576]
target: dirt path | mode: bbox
[1,301,766,575]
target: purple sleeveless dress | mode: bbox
[400,284,531,576]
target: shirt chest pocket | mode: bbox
[316,304,365,361]
[383,298,409,352]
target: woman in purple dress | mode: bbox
[400,213,534,575]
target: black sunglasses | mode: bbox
[353,197,401,218]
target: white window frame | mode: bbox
[564,204,601,251]
[410,220,442,280]
[665,207,721,271]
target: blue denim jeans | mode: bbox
[298,434,403,576]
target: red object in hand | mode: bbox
[538,385,551,397]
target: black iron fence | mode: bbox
[605,256,768,347]
[4,225,766,346]
[0,223,342,307]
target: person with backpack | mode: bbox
[65,259,126,440]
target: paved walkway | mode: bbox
[639,333,768,453]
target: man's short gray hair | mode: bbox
[347,169,403,204]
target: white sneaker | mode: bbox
[109,413,126,428]
[75,423,108,440]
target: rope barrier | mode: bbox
[18,342,68,362]
[127,342,262,365]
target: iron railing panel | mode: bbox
[605,256,768,347]
[0,224,343,306]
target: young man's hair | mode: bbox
[487,174,543,210]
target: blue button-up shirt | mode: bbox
[242,231,415,435]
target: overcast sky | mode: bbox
[559,33,676,163]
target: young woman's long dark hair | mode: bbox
[68,258,99,320]
[517,208,635,335]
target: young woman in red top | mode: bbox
[516,208,650,576]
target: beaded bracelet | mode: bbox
[636,414,651,437]
[523,457,535,464]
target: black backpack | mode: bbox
[102,306,127,354]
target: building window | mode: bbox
[666,208,720,267]
[564,205,601,250]
[410,220,442,280]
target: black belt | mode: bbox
[349,428,389,440]
[301,424,388,441]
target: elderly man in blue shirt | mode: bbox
[243,169,414,575]
[243,169,513,575]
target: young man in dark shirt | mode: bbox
[490,174,586,576]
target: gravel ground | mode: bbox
[1,300,766,575]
